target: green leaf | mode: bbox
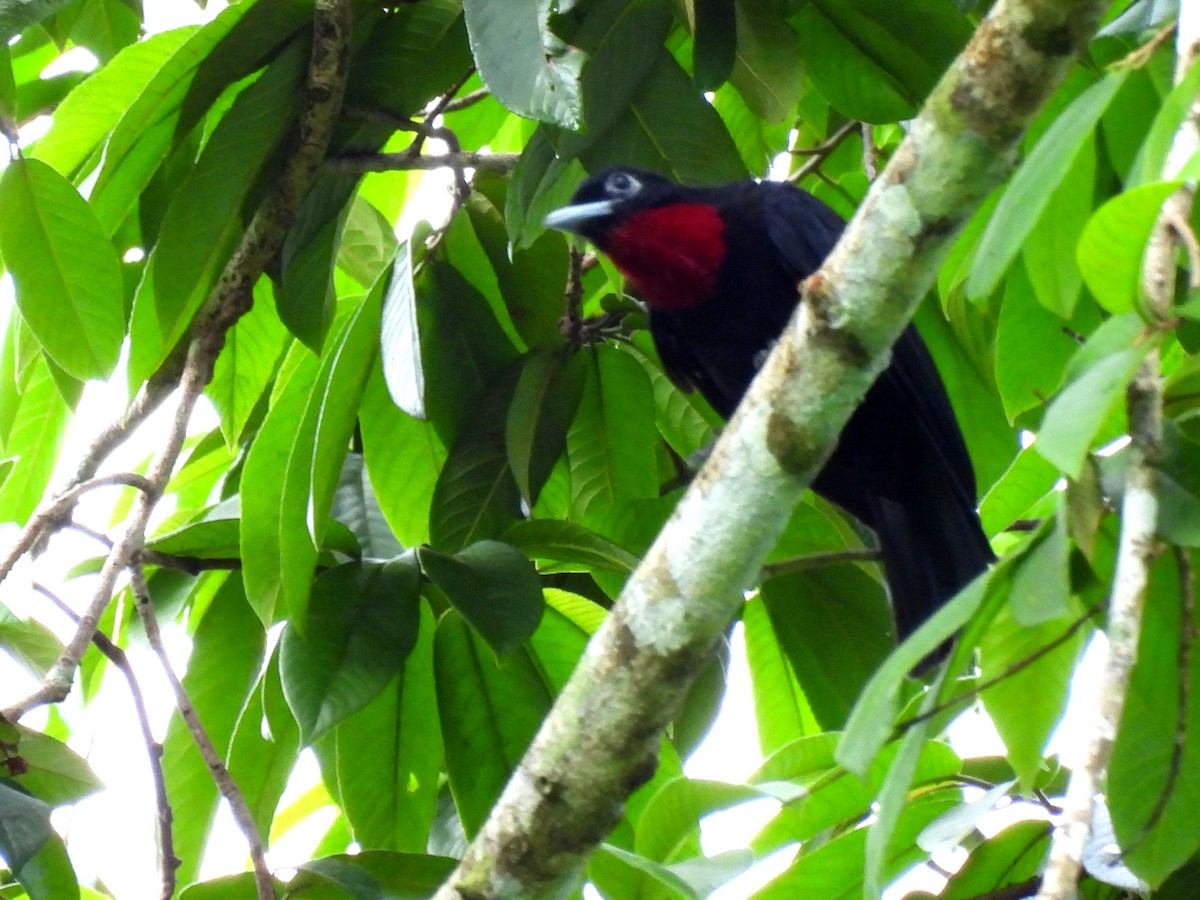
[162,576,265,889]
[995,262,1080,421]
[418,541,544,657]
[465,181,567,350]
[1131,55,1200,186]
[463,0,584,127]
[339,196,400,290]
[693,0,737,90]
[757,794,958,897]
[507,350,586,504]
[574,50,748,184]
[0,43,17,126]
[0,612,62,680]
[287,851,457,900]
[277,182,347,352]
[1110,550,1200,886]
[549,0,672,160]
[360,365,447,548]
[89,0,312,231]
[796,0,972,124]
[1077,181,1180,315]
[759,565,893,730]
[914,303,1017,494]
[0,354,70,525]
[281,559,422,743]
[501,518,641,574]
[980,602,1084,789]
[505,128,586,248]
[332,453,405,561]
[743,596,819,755]
[227,649,301,842]
[838,571,994,774]
[1021,134,1094,318]
[1157,424,1200,547]
[345,1,470,118]
[11,829,79,900]
[381,239,424,418]
[1008,514,1071,625]
[0,781,54,871]
[335,602,441,852]
[941,821,1049,898]
[207,279,290,447]
[729,0,803,123]
[967,73,1124,302]
[0,0,76,41]
[568,345,659,515]
[1036,346,1149,477]
[131,38,305,382]
[3,725,103,807]
[434,611,552,837]
[429,426,523,554]
[416,259,520,444]
[241,291,381,627]
[0,158,124,380]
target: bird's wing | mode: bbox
[762,182,979,505]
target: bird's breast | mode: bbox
[604,203,726,312]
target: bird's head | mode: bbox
[544,167,727,312]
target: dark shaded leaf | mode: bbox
[281,558,422,744]
[419,541,544,657]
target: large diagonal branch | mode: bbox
[435,0,1109,896]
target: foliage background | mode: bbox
[0,0,1197,897]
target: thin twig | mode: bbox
[137,549,243,574]
[1,0,353,737]
[861,123,878,181]
[69,381,174,490]
[33,583,178,899]
[0,472,158,588]
[129,567,269,897]
[440,87,490,114]
[329,150,519,175]
[899,603,1101,732]
[761,547,882,578]
[560,245,586,348]
[1112,19,1178,70]
[787,121,859,183]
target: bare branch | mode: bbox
[33,583,178,899]
[787,120,859,183]
[329,150,519,176]
[129,567,270,898]
[0,472,159,589]
[761,547,882,578]
[1,0,353,727]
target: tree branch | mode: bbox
[0,0,353,727]
[434,1,1111,896]
[33,583,178,899]
[1037,10,1199,898]
[129,567,271,899]
[328,150,519,176]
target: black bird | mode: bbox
[544,167,993,641]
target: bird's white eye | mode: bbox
[605,171,641,197]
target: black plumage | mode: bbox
[545,167,993,640]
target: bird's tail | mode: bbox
[871,489,994,642]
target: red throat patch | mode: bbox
[604,203,726,311]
